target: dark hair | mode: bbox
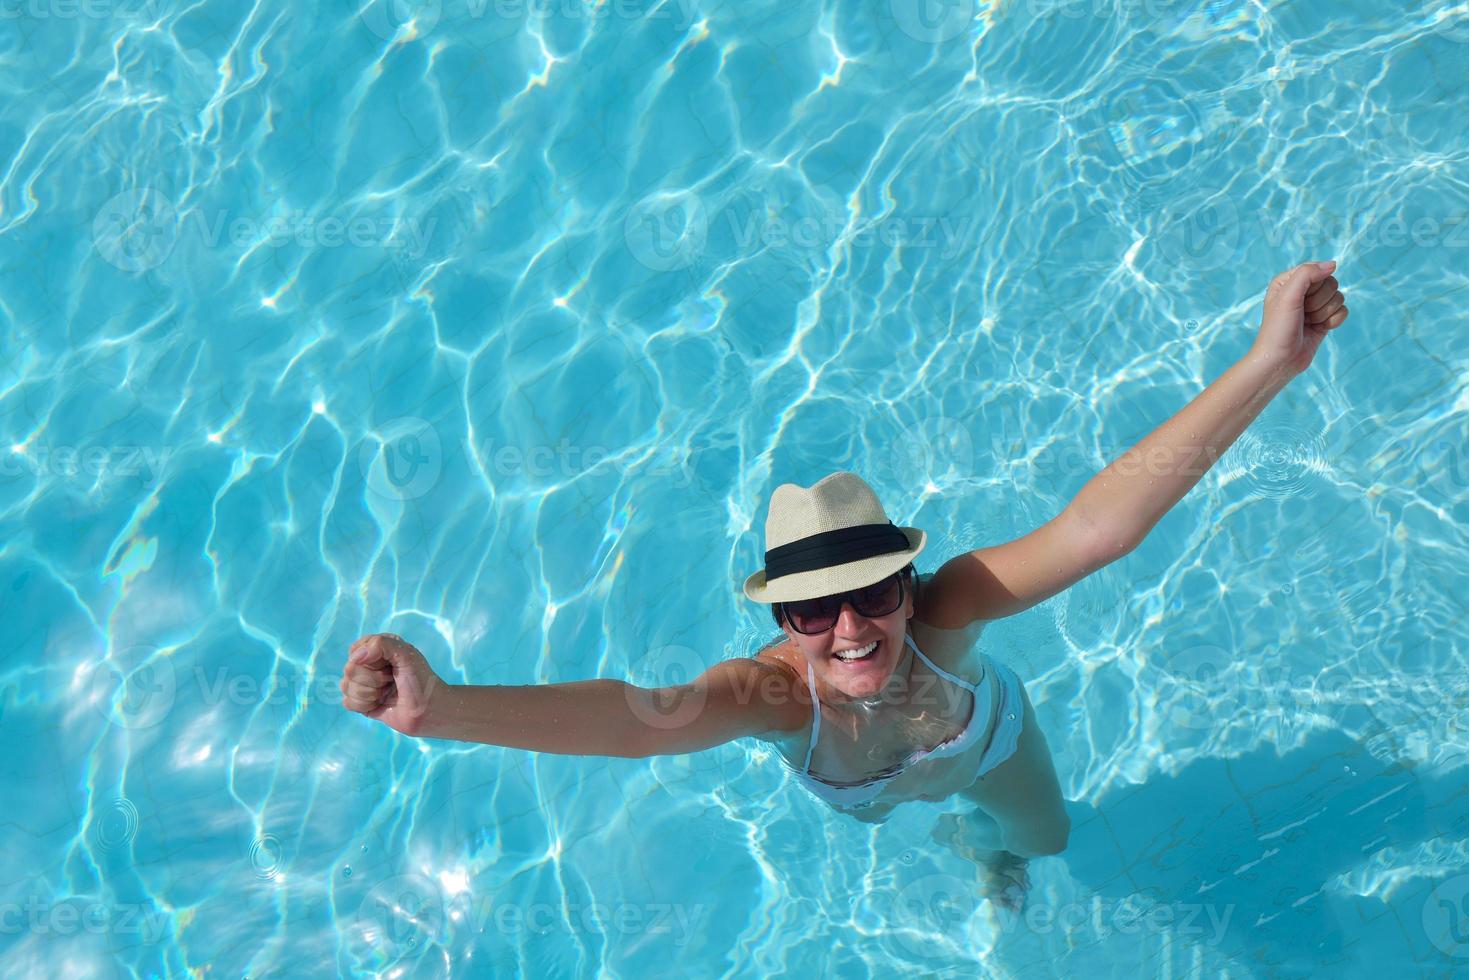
[771,563,920,629]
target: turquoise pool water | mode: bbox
[3,0,1468,976]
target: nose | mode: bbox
[833,601,871,634]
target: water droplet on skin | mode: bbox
[343,866,352,877]
[1008,713,1016,720]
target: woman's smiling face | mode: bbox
[780,571,915,701]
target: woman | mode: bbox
[340,260,1350,910]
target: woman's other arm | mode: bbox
[341,633,806,758]
[921,260,1349,629]
[1067,259,1348,551]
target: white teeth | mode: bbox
[834,640,879,662]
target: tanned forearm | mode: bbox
[1068,351,1295,554]
[417,679,657,757]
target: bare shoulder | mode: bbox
[752,633,803,677]
[747,635,811,743]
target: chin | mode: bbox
[842,677,889,698]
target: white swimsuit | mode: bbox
[790,633,1025,810]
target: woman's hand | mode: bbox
[340,633,446,737]
[1249,259,1350,376]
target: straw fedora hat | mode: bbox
[743,472,926,604]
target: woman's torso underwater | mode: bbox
[751,612,1003,808]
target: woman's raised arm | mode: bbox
[919,260,1349,629]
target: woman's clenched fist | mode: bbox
[340,633,446,737]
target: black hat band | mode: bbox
[764,521,910,581]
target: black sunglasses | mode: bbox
[778,569,908,635]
